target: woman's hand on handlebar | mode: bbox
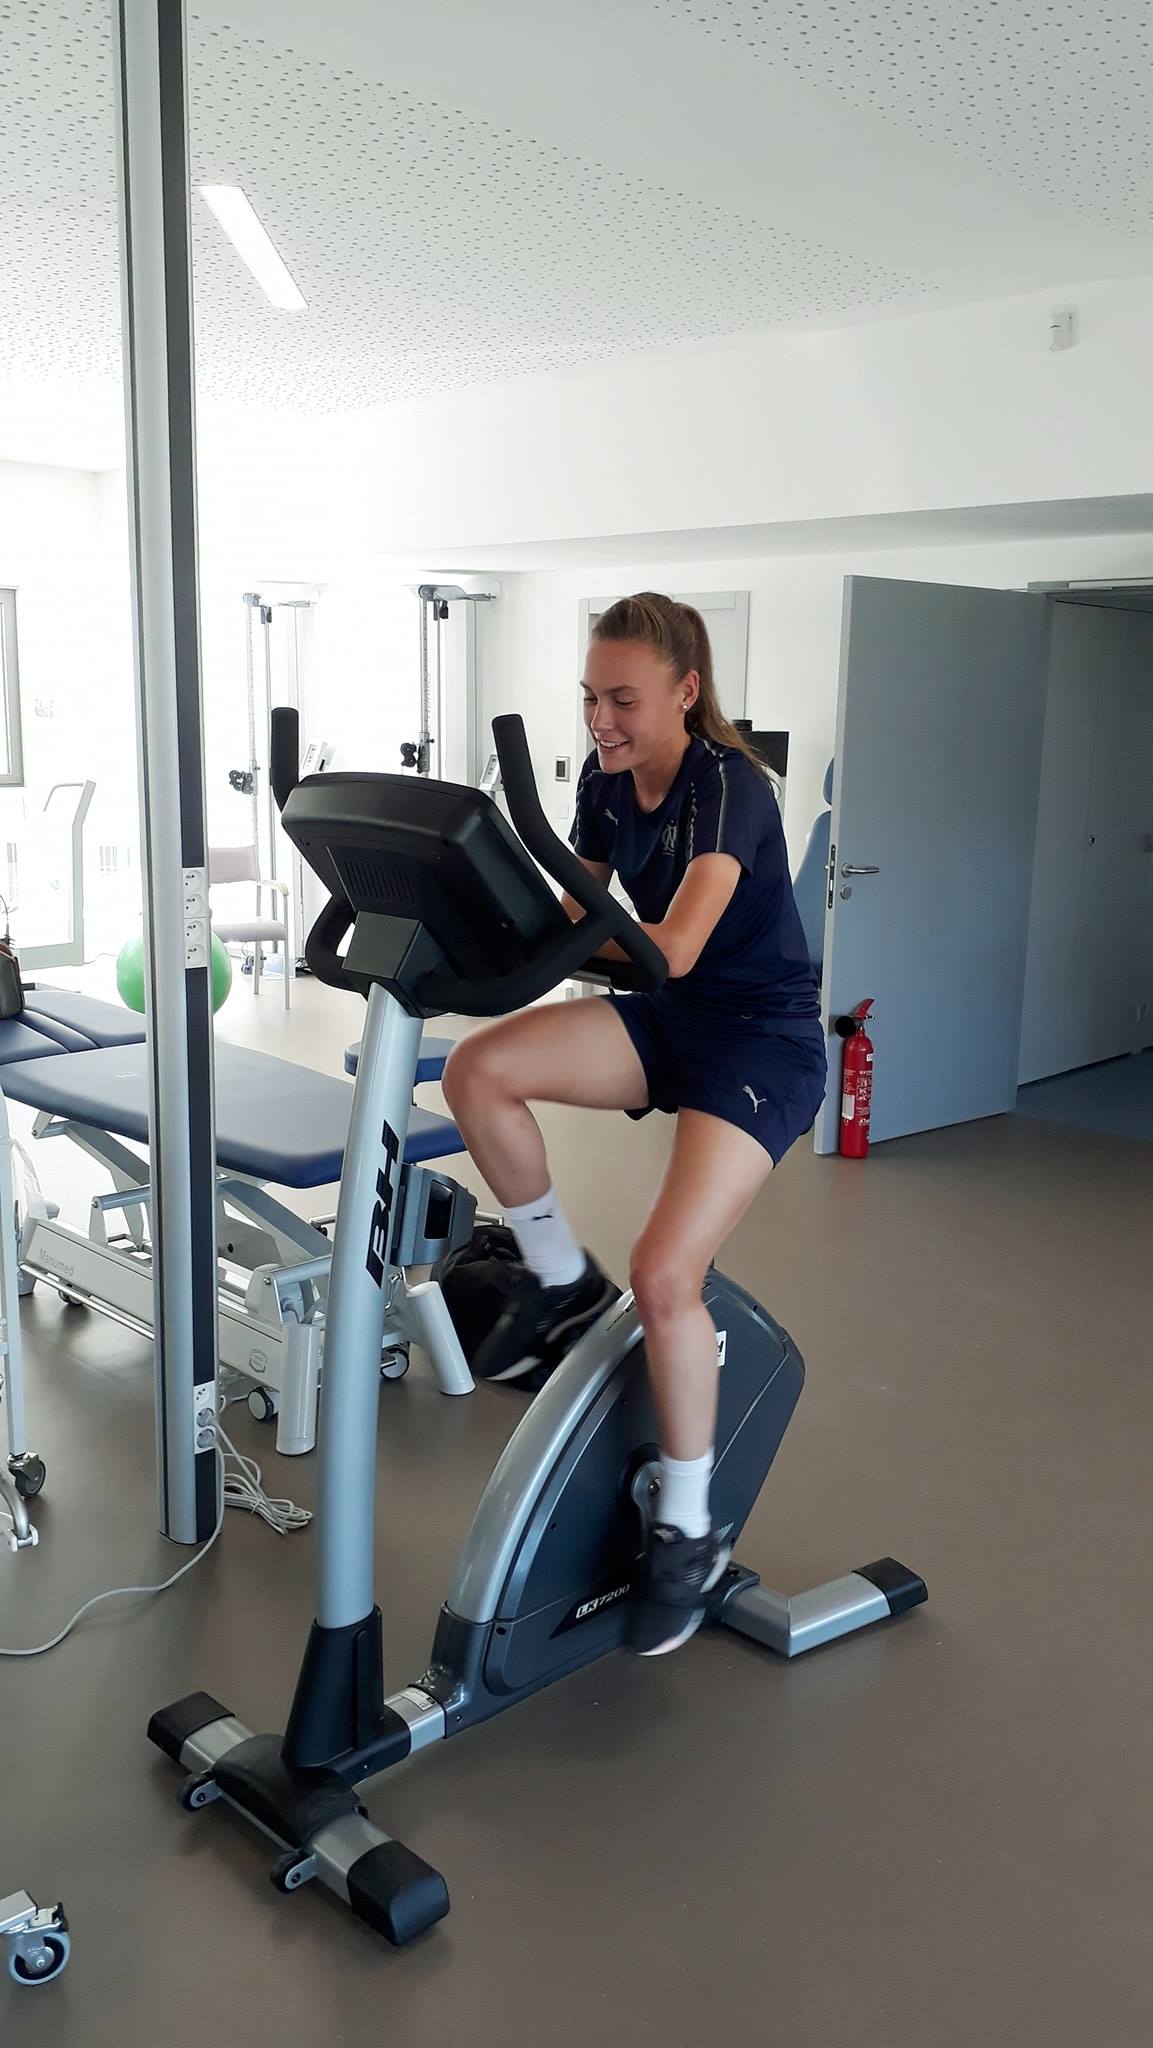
[560,858,611,942]
[560,883,671,974]
[561,858,676,973]
[582,926,670,970]
[562,850,740,982]
[587,935,627,964]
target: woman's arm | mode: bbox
[562,853,740,978]
[560,857,613,922]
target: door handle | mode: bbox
[841,864,880,877]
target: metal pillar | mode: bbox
[406,583,496,781]
[111,0,219,1542]
[239,588,315,964]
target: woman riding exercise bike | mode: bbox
[443,592,826,1657]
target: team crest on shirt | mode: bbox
[661,822,678,855]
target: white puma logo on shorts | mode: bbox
[742,1084,766,1114]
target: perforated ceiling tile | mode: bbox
[0,0,930,412]
[653,0,1153,233]
[0,0,122,385]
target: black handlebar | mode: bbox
[271,706,300,812]
[277,709,668,1007]
[491,716,668,991]
[303,893,354,986]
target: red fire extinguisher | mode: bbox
[835,1000,874,1159]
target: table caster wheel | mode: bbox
[12,1456,45,1501]
[4,1900,70,1985]
[9,1931,70,1984]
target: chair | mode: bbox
[208,845,292,1009]
[791,760,834,985]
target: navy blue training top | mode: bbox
[569,735,820,1025]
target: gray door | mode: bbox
[815,577,1051,1152]
[1078,610,1153,1062]
[1019,604,1153,1080]
[1016,601,1103,1084]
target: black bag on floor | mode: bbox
[0,943,23,1020]
[432,1222,524,1364]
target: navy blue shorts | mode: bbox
[604,993,827,1164]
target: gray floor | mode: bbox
[3,973,1152,2045]
[1017,1048,1153,1145]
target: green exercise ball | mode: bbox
[209,933,233,1011]
[114,934,147,1014]
[116,932,233,1015]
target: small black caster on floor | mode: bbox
[271,1850,317,1894]
[179,1769,220,1813]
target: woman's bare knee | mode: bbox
[446,1003,645,1118]
[440,1039,473,1113]
[629,1238,707,1325]
[442,1031,518,1113]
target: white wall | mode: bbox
[0,461,109,780]
[7,265,1153,961]
[305,565,420,778]
[0,461,137,955]
[189,552,431,953]
[94,417,431,903]
[9,471,1153,904]
[367,277,1153,554]
[0,455,431,961]
[478,530,1153,868]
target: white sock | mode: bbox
[505,1185,586,1290]
[657,1450,714,1540]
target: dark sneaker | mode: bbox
[471,1256,619,1385]
[626,1522,732,1657]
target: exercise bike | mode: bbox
[149,711,926,1946]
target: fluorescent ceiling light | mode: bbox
[198,185,307,310]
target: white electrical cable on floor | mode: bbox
[0,1412,311,1657]
[0,1453,227,1659]
[216,1407,312,1535]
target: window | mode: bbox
[0,590,26,787]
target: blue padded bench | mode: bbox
[0,989,147,1065]
[6,991,473,1438]
[345,1033,454,1082]
[0,992,464,1183]
[3,1041,465,1187]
